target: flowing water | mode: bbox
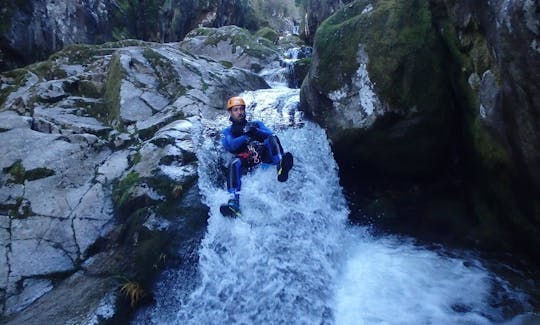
[134,64,538,324]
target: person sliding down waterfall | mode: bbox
[220,96,294,217]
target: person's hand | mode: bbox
[243,122,258,136]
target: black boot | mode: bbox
[277,152,293,182]
[220,198,241,217]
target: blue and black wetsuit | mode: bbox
[222,119,285,200]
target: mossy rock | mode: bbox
[219,61,234,69]
[314,0,445,110]
[142,47,185,100]
[277,34,305,49]
[27,61,68,80]
[0,68,32,107]
[187,26,278,60]
[49,44,111,66]
[306,0,454,177]
[100,39,150,49]
[146,173,196,203]
[2,159,55,184]
[255,27,279,43]
[112,171,141,210]
[3,160,26,184]
[291,57,311,88]
[97,53,124,128]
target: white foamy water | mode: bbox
[133,87,534,325]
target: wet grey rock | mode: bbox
[0,216,9,290]
[0,111,31,130]
[5,278,53,315]
[2,272,118,325]
[33,106,111,136]
[0,27,274,321]
[0,0,113,71]
[180,26,280,73]
[119,81,153,123]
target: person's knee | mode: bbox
[230,158,242,168]
[265,135,283,163]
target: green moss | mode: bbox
[25,167,55,181]
[255,27,279,43]
[9,197,32,218]
[2,160,56,184]
[0,68,30,107]
[146,173,196,202]
[100,53,124,128]
[76,80,104,98]
[471,118,512,174]
[219,61,233,69]
[3,160,25,184]
[112,171,141,208]
[101,39,149,49]
[436,19,474,76]
[314,0,444,111]
[49,44,109,65]
[142,47,184,100]
[192,26,277,60]
[130,152,142,167]
[25,61,66,80]
[134,232,168,281]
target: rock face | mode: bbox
[0,0,113,71]
[302,0,453,176]
[298,0,352,44]
[300,0,540,257]
[0,28,271,322]
[436,0,540,255]
[180,25,281,73]
[0,0,301,72]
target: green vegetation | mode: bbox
[315,0,443,111]
[3,160,25,184]
[219,60,233,69]
[112,171,141,209]
[49,44,114,66]
[25,167,56,181]
[2,159,55,184]
[255,27,279,43]
[0,68,30,107]
[11,197,32,218]
[118,277,147,307]
[142,47,185,100]
[191,26,278,60]
[100,54,124,128]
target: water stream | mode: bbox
[133,56,537,325]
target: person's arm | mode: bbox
[222,127,251,152]
[249,120,273,139]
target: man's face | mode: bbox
[229,105,246,123]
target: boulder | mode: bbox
[301,0,453,177]
[0,32,272,319]
[180,25,280,73]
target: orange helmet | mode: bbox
[226,96,246,110]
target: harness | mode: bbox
[237,141,264,168]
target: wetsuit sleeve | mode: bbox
[251,120,273,139]
[222,127,250,153]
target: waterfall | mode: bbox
[133,86,535,324]
[259,46,312,89]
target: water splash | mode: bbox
[133,87,534,325]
